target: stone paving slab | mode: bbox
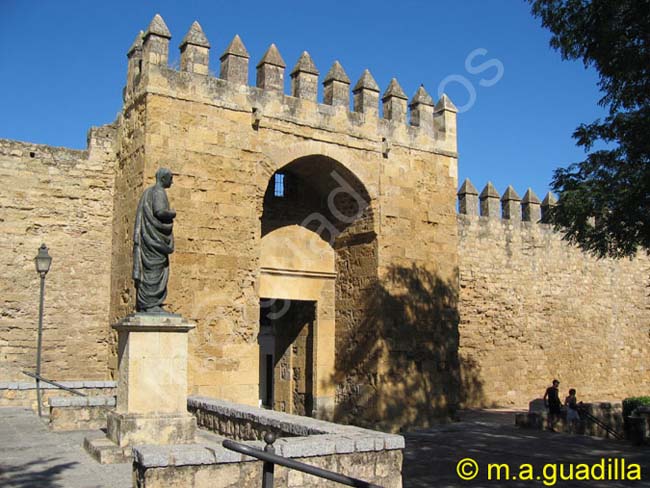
[3,406,650,488]
[404,409,650,488]
[0,407,131,488]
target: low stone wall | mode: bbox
[49,395,116,431]
[134,396,404,487]
[516,399,624,439]
[188,396,327,440]
[0,380,116,412]
[134,449,401,488]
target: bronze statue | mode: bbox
[132,168,176,313]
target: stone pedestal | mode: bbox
[86,313,196,462]
[108,313,196,446]
[107,410,196,446]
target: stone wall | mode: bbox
[48,394,116,431]
[107,96,147,373]
[5,14,648,433]
[0,16,460,431]
[0,131,117,382]
[110,15,460,431]
[516,400,624,439]
[135,450,402,488]
[458,214,650,407]
[137,396,404,487]
[0,380,116,412]
[187,395,403,444]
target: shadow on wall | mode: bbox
[330,264,485,432]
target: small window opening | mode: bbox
[274,173,285,197]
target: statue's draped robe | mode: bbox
[132,186,174,311]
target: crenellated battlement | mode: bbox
[457,178,557,224]
[3,10,649,430]
[122,14,457,155]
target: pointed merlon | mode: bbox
[221,34,249,59]
[291,51,319,76]
[353,69,379,93]
[382,78,407,100]
[145,14,171,39]
[127,31,144,56]
[458,178,478,196]
[542,192,557,206]
[257,44,286,68]
[181,21,210,48]
[480,182,499,199]
[522,188,540,204]
[435,93,458,113]
[501,185,521,202]
[324,61,350,84]
[410,85,434,107]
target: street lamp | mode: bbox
[34,244,52,417]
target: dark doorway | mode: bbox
[258,298,315,416]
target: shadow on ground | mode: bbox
[403,410,650,488]
[0,458,78,487]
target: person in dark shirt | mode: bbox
[543,379,561,431]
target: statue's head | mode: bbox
[155,168,173,189]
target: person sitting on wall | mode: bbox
[565,388,581,434]
[543,379,562,432]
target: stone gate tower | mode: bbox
[109,14,460,430]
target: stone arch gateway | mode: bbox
[259,153,376,419]
[2,14,648,432]
[106,15,460,429]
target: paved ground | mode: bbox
[404,409,650,487]
[0,408,131,488]
[1,407,649,487]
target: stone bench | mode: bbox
[627,406,650,445]
[48,395,116,431]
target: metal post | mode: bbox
[35,272,45,417]
[262,432,276,488]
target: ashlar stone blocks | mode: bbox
[107,313,197,447]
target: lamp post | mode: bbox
[34,244,52,417]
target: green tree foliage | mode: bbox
[622,396,650,418]
[529,0,650,257]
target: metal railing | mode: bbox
[577,405,623,440]
[222,433,382,488]
[22,370,86,416]
[22,371,86,396]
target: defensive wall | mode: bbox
[457,180,650,407]
[0,14,648,429]
[0,131,116,382]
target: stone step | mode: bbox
[83,432,132,465]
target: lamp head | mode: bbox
[35,244,52,275]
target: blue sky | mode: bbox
[0,1,607,200]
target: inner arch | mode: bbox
[261,155,374,242]
[258,154,378,419]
